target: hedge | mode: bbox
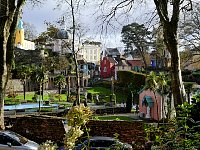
[117,70,146,91]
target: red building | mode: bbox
[100,57,116,78]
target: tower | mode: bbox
[15,19,25,48]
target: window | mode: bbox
[103,67,107,72]
[0,134,21,146]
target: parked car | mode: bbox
[0,130,38,150]
[75,136,133,150]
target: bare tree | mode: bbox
[98,0,194,108]
[56,0,88,105]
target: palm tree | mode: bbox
[32,65,48,113]
[145,71,160,121]
[16,65,32,100]
[54,74,66,101]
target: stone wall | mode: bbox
[86,120,145,147]
[6,79,23,93]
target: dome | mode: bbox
[56,29,69,39]
[17,19,24,29]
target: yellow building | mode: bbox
[15,19,35,50]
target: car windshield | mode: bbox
[5,131,28,144]
[87,140,115,147]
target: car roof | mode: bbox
[89,136,116,141]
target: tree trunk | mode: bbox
[42,82,44,100]
[163,26,185,107]
[154,0,186,109]
[70,0,80,105]
[39,83,41,114]
[0,0,26,130]
[23,80,26,100]
[0,1,14,130]
[0,38,7,130]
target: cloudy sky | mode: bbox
[22,0,155,48]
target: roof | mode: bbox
[142,96,154,108]
[105,48,120,56]
[192,71,200,75]
[116,60,129,66]
[127,60,144,67]
[17,19,24,29]
[106,57,117,64]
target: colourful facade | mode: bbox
[15,19,35,50]
[139,89,162,120]
[100,57,116,78]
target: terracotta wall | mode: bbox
[86,120,145,147]
[9,115,66,145]
[8,116,145,148]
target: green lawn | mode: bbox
[91,115,133,121]
[5,94,69,101]
[87,87,127,103]
[4,93,70,105]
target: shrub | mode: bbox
[64,105,92,149]
[7,92,18,98]
[32,93,38,102]
[38,140,57,150]
[87,93,93,101]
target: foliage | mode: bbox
[38,140,58,150]
[145,102,200,149]
[43,55,72,73]
[121,22,153,68]
[190,94,200,122]
[15,65,33,80]
[64,105,92,150]
[54,74,66,95]
[35,23,59,44]
[117,70,146,92]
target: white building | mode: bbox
[78,41,101,65]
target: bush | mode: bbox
[32,93,38,102]
[87,93,93,101]
[7,92,18,98]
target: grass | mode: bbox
[5,94,68,101]
[5,86,127,105]
[87,87,127,103]
[91,115,133,121]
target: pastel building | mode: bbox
[15,20,35,50]
[79,41,101,65]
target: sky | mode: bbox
[22,0,155,48]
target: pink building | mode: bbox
[139,89,162,121]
